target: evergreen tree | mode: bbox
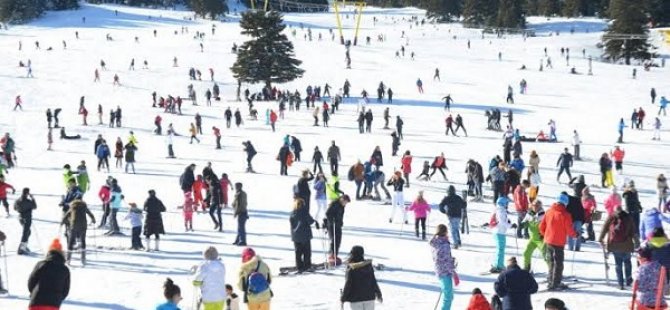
[231,10,304,88]
[462,0,497,27]
[0,0,46,23]
[562,0,583,17]
[421,0,462,21]
[524,0,539,15]
[51,0,79,10]
[646,0,670,27]
[497,0,525,29]
[538,0,560,16]
[190,0,227,19]
[603,0,653,65]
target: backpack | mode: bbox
[347,166,355,181]
[247,261,269,294]
[609,216,628,243]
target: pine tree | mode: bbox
[646,0,670,27]
[190,0,227,19]
[0,0,46,23]
[496,0,525,29]
[562,0,583,17]
[538,0,560,16]
[462,0,497,27]
[422,0,462,22]
[51,0,79,10]
[231,10,304,88]
[603,0,653,65]
[524,0,539,15]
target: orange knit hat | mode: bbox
[49,238,63,253]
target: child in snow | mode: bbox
[407,191,431,240]
[416,161,430,181]
[193,175,205,211]
[635,247,667,309]
[466,288,491,310]
[183,192,194,232]
[581,187,597,241]
[225,284,240,310]
[604,187,622,216]
[124,202,144,250]
[490,197,511,273]
[156,278,182,310]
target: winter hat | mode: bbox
[447,185,456,195]
[48,238,63,254]
[496,197,509,207]
[204,246,219,260]
[241,247,256,263]
[348,245,365,263]
[544,298,567,310]
[557,193,569,206]
[22,187,30,195]
[637,246,653,260]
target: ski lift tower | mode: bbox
[332,0,366,45]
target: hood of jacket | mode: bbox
[348,259,373,270]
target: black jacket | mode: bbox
[623,189,642,214]
[493,264,537,310]
[328,145,340,161]
[439,194,465,218]
[278,145,291,164]
[28,251,70,307]
[599,157,612,173]
[180,168,195,192]
[371,150,383,166]
[326,200,346,227]
[291,138,302,153]
[144,195,166,221]
[290,203,315,243]
[61,200,95,231]
[557,153,573,168]
[297,175,314,198]
[341,260,382,303]
[14,195,36,218]
[566,195,585,222]
[387,178,404,192]
[312,150,323,163]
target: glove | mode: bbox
[453,272,460,286]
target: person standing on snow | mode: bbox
[653,117,662,140]
[14,187,36,255]
[312,147,323,174]
[327,141,341,175]
[442,94,453,111]
[144,190,166,251]
[0,176,16,216]
[193,246,227,310]
[95,140,111,172]
[238,248,272,309]
[489,197,512,273]
[430,224,456,310]
[61,194,96,265]
[599,206,637,290]
[180,164,196,194]
[416,78,424,93]
[635,247,668,309]
[340,245,383,310]
[28,239,70,309]
[290,195,316,272]
[493,257,538,310]
[400,151,413,187]
[622,180,642,235]
[514,181,530,239]
[555,148,573,182]
[659,96,668,116]
[539,193,576,291]
[387,171,407,224]
[454,114,467,136]
[617,118,626,143]
[395,116,404,140]
[521,200,547,271]
[438,185,465,248]
[572,130,582,160]
[407,191,431,240]
[599,152,614,188]
[242,141,257,173]
[611,146,625,174]
[232,183,248,246]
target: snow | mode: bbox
[0,2,669,309]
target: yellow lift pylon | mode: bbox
[333,1,366,45]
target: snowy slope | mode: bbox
[0,3,669,309]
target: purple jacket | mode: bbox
[641,208,670,240]
[637,261,667,307]
[430,236,455,277]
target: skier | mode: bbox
[193,246,227,310]
[114,137,124,168]
[14,95,22,111]
[189,123,200,144]
[514,181,530,239]
[442,94,453,111]
[277,143,291,176]
[548,119,557,141]
[651,88,657,104]
[206,176,223,232]
[325,195,350,264]
[75,161,90,194]
[383,108,390,129]
[539,193,576,291]
[490,162,506,206]
[124,202,144,249]
[28,239,70,308]
[493,257,538,309]
[352,161,365,200]
[407,191,430,240]
[166,130,175,158]
[14,187,36,255]
[387,171,407,224]
[242,141,257,173]
[521,200,547,271]
[195,113,203,134]
[290,195,315,272]
[434,68,440,81]
[653,117,662,140]
[340,246,383,309]
[438,185,465,248]
[572,130,581,160]
[95,140,111,172]
[489,197,512,273]
[445,114,457,136]
[357,112,365,134]
[396,116,404,140]
[61,193,96,265]
[212,126,221,149]
[391,132,400,157]
[506,85,514,104]
[234,109,243,128]
[556,148,573,182]
[565,191,585,251]
[599,205,636,290]
[144,189,166,251]
[617,118,625,143]
[124,142,137,173]
[611,146,625,173]
[454,114,467,136]
[416,78,423,93]
[225,107,233,128]
[604,187,623,216]
[400,151,412,187]
[327,141,341,175]
[387,88,393,103]
[234,182,249,246]
[311,147,323,174]
[364,109,373,133]
[430,224,456,310]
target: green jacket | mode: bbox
[233,190,248,216]
[326,176,343,200]
[522,209,545,242]
[63,169,76,189]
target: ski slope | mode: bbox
[0,2,669,309]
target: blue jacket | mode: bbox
[494,265,538,310]
[661,97,668,108]
[510,158,525,172]
[110,186,123,210]
[96,144,110,158]
[313,180,326,200]
[156,301,180,310]
[618,121,625,132]
[641,208,670,239]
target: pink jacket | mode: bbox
[408,200,431,219]
[604,193,622,216]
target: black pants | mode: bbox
[235,212,248,244]
[97,157,109,171]
[397,128,403,140]
[330,160,338,175]
[574,145,580,160]
[327,224,342,257]
[20,216,32,243]
[414,217,426,238]
[100,203,110,227]
[295,151,301,162]
[168,144,175,157]
[355,181,363,199]
[547,244,565,288]
[280,162,288,175]
[430,167,446,179]
[313,161,323,174]
[557,166,572,181]
[67,229,87,251]
[294,241,312,271]
[445,125,457,135]
[455,124,467,136]
[601,171,607,187]
[215,136,221,149]
[109,209,119,232]
[209,204,222,230]
[493,181,505,205]
[131,226,143,248]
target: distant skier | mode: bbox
[416,78,423,93]
[434,68,440,81]
[506,86,514,104]
[556,148,573,182]
[442,94,453,111]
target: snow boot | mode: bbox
[66,252,72,265]
[145,239,151,252]
[154,240,160,252]
[17,242,30,255]
[81,251,86,266]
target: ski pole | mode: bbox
[31,221,42,253]
[570,247,577,280]
[2,242,8,293]
[514,233,519,256]
[91,224,98,259]
[434,291,442,310]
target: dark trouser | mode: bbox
[455,124,467,136]
[547,244,565,288]
[613,251,632,287]
[618,131,623,143]
[358,124,364,133]
[584,221,595,240]
[601,171,607,187]
[294,241,312,271]
[155,124,161,135]
[328,224,342,257]
[630,212,640,236]
[474,182,483,198]
[313,161,322,174]
[190,135,200,143]
[109,209,119,232]
[209,204,222,230]
[397,128,403,139]
[574,144,580,160]
[384,118,389,128]
[366,123,372,133]
[280,162,288,175]
[67,229,87,252]
[330,159,338,175]
[313,116,318,126]
[414,217,426,238]
[430,167,446,179]
[235,212,248,244]
[300,194,311,212]
[216,136,221,149]
[445,126,456,135]
[516,212,528,238]
[615,161,623,171]
[355,180,363,199]
[246,155,254,171]
[168,144,174,157]
[557,166,572,181]
[97,157,109,171]
[100,203,110,227]
[295,151,301,161]
[493,181,505,205]
[271,123,275,132]
[20,216,32,243]
[131,226,143,248]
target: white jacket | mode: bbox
[226,294,240,310]
[529,172,542,186]
[491,205,510,235]
[572,133,581,146]
[194,259,227,303]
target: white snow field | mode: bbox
[0,2,669,309]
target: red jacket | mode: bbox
[401,155,412,174]
[220,179,231,204]
[212,127,221,137]
[0,182,15,199]
[98,185,110,203]
[611,149,625,162]
[467,293,491,310]
[513,185,528,212]
[270,111,278,123]
[539,203,576,247]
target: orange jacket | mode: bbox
[467,293,491,310]
[513,185,528,212]
[611,149,625,162]
[539,203,576,247]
